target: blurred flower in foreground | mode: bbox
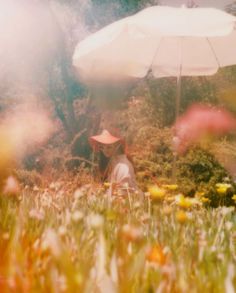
[73,188,85,200]
[103,182,111,189]
[175,194,199,209]
[148,185,166,201]
[72,211,84,223]
[58,226,67,237]
[86,213,104,229]
[121,224,143,242]
[41,228,62,258]
[176,210,188,224]
[146,244,169,266]
[29,208,45,221]
[3,176,20,196]
[173,104,236,154]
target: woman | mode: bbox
[89,129,138,195]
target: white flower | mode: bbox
[87,213,104,229]
[58,226,67,237]
[33,186,39,191]
[72,211,84,223]
[220,207,235,216]
[41,195,52,208]
[210,246,217,253]
[225,221,233,231]
[29,208,45,221]
[49,181,62,191]
[41,228,62,257]
[58,275,67,291]
[74,188,85,199]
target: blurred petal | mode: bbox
[173,104,236,154]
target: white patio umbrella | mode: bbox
[73,6,236,116]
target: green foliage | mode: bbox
[110,94,236,207]
[147,76,217,126]
[176,147,235,206]
[85,0,159,29]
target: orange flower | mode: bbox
[176,210,188,224]
[146,244,168,266]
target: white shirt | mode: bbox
[108,154,138,195]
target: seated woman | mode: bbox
[89,129,139,196]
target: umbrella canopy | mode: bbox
[73,6,236,82]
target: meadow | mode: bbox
[1,174,236,293]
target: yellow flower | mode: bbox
[216,183,231,195]
[148,185,166,201]
[162,184,178,191]
[216,187,228,195]
[201,197,211,203]
[176,210,188,224]
[232,194,236,202]
[195,191,205,197]
[176,194,193,209]
[103,182,111,188]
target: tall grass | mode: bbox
[0,185,235,293]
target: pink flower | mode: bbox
[173,104,236,154]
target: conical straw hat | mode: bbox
[89,129,124,151]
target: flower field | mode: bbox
[1,177,236,293]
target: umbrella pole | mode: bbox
[172,75,181,182]
[175,74,181,121]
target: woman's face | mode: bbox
[99,142,120,158]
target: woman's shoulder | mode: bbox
[112,155,134,174]
[113,154,132,166]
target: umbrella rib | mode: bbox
[149,36,164,74]
[206,37,221,69]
